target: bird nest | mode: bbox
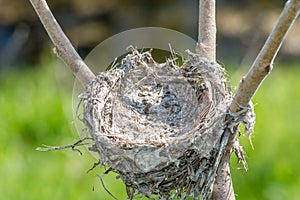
[80,48,232,199]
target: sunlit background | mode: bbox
[0,0,300,199]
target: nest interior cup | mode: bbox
[80,48,231,198]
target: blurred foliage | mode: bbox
[230,63,300,200]
[1,59,300,199]
[0,62,127,200]
[0,0,299,67]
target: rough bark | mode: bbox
[29,0,95,86]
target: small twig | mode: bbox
[230,0,300,113]
[97,175,119,200]
[87,160,101,173]
[196,0,216,62]
[104,167,113,174]
[28,0,95,85]
[36,137,93,155]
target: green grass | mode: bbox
[0,61,300,199]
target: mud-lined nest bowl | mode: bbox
[80,48,232,199]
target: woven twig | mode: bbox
[79,48,241,199]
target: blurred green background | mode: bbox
[0,0,300,200]
[1,58,300,200]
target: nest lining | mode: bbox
[80,48,233,199]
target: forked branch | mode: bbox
[29,0,95,85]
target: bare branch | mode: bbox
[213,2,299,199]
[214,1,299,200]
[29,0,95,85]
[196,0,216,62]
[212,146,235,200]
[196,0,236,198]
[231,0,300,112]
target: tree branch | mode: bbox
[196,0,236,199]
[230,0,300,113]
[213,1,299,200]
[196,0,216,62]
[212,143,235,200]
[29,0,95,86]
